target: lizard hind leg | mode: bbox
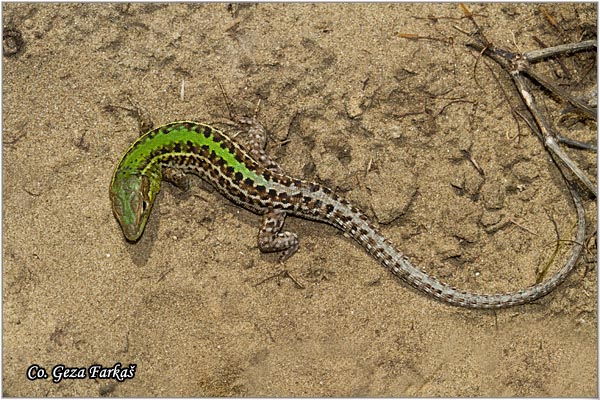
[258,209,299,262]
[235,116,282,173]
[216,81,282,172]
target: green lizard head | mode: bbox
[110,172,159,242]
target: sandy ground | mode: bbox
[2,3,597,397]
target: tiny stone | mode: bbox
[345,94,364,119]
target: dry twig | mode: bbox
[456,5,593,301]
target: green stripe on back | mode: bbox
[119,122,267,186]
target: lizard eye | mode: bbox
[142,200,149,212]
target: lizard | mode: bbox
[109,116,584,309]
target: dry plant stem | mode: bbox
[521,67,597,119]
[467,42,597,120]
[524,40,597,63]
[555,134,597,152]
[510,71,598,197]
[522,41,597,119]
[460,28,592,302]
[466,38,597,197]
